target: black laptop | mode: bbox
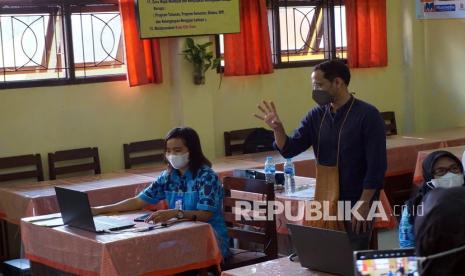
[55,186,135,233]
[287,224,354,276]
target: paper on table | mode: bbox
[32,217,64,227]
[283,187,315,199]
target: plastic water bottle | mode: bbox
[264,156,276,187]
[284,158,296,194]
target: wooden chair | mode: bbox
[224,128,261,156]
[48,147,101,180]
[380,111,398,136]
[0,154,43,268]
[221,176,278,270]
[123,139,164,169]
[0,154,44,183]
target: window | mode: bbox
[0,0,126,89]
[216,0,346,68]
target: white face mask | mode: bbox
[429,172,464,188]
[166,152,189,170]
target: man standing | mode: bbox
[254,60,387,249]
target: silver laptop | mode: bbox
[55,186,135,233]
[287,224,354,276]
[354,248,418,276]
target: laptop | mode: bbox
[287,224,354,276]
[354,248,418,276]
[55,186,135,233]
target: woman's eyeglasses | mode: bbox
[432,164,462,177]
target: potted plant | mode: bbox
[182,37,220,85]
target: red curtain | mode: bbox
[119,0,163,87]
[345,0,387,68]
[223,0,273,76]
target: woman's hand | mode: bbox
[145,209,179,224]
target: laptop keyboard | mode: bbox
[94,217,133,231]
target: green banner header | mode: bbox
[137,0,240,38]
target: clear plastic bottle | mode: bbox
[284,158,296,194]
[264,156,276,187]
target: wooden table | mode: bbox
[22,213,221,275]
[221,257,335,276]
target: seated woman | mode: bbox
[399,150,464,248]
[93,127,230,259]
[415,187,465,275]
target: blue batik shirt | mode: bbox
[138,165,231,259]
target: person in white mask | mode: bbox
[399,150,464,248]
[92,127,231,261]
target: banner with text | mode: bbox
[416,0,465,19]
[137,0,240,38]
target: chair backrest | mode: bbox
[380,111,398,136]
[222,176,278,260]
[224,128,272,156]
[0,154,44,182]
[48,147,100,180]
[123,139,165,169]
[242,128,275,154]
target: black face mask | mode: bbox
[312,89,334,106]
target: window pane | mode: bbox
[215,1,347,69]
[71,11,125,78]
[334,5,347,59]
[278,5,328,63]
[0,11,66,83]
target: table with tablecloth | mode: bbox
[21,213,221,275]
[123,159,264,180]
[0,172,157,225]
[384,135,446,177]
[411,127,465,147]
[226,150,317,178]
[413,145,465,186]
[231,177,397,234]
[221,257,334,276]
[224,135,449,179]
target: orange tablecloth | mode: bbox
[0,173,156,224]
[231,177,397,234]
[385,135,445,176]
[22,213,221,276]
[412,127,465,147]
[223,135,447,179]
[123,159,264,180]
[226,150,317,178]
[413,145,465,186]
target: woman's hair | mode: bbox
[164,127,212,176]
[406,150,464,225]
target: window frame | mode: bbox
[215,0,346,71]
[0,0,126,90]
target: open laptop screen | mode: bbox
[354,248,419,276]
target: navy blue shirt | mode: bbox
[277,96,387,203]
